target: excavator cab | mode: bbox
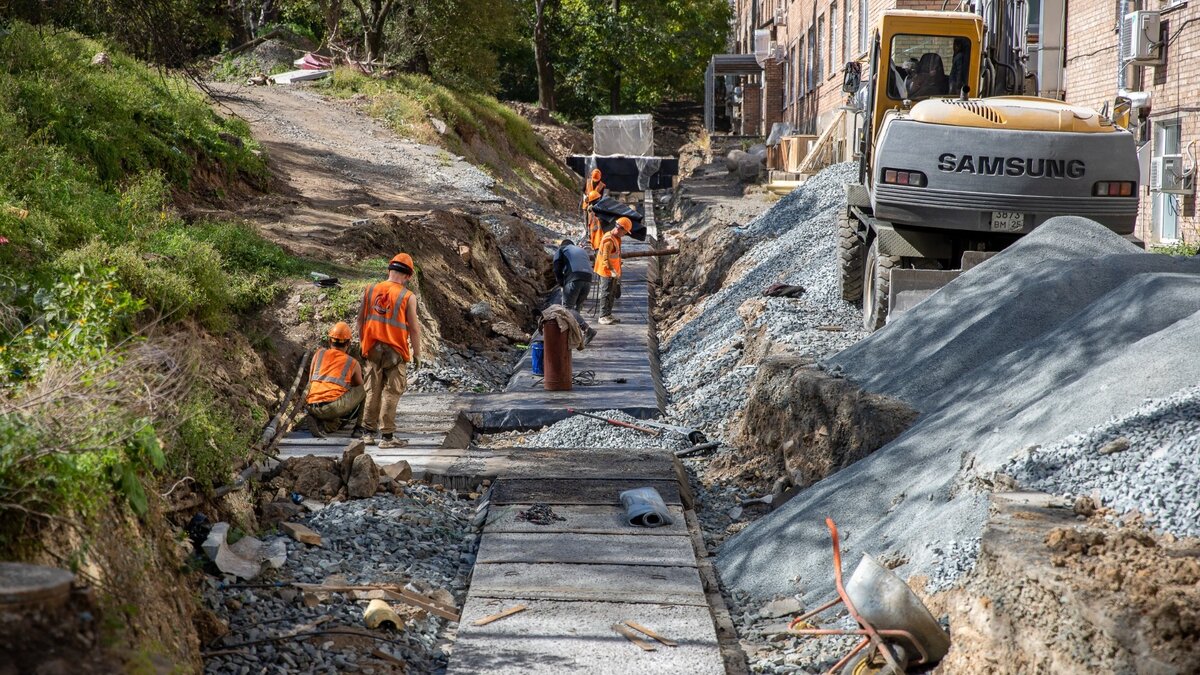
[864,12,985,176]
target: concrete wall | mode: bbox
[1064,0,1200,246]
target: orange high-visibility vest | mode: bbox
[307,347,361,404]
[594,231,622,278]
[585,177,606,196]
[588,213,604,249]
[361,281,413,361]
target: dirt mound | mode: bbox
[711,357,917,489]
[944,495,1200,673]
[335,210,549,352]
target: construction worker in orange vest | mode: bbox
[304,321,365,437]
[583,190,604,250]
[585,168,606,197]
[357,253,423,449]
[595,216,631,325]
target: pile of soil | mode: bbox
[944,497,1200,673]
[711,356,917,490]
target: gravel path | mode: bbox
[203,485,479,674]
[492,410,692,451]
[718,216,1200,603]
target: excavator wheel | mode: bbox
[838,215,866,303]
[839,643,910,675]
[862,238,900,332]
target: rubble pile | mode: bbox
[660,163,865,437]
[202,485,479,674]
[717,216,1200,603]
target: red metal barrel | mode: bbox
[542,319,572,391]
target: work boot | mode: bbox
[304,414,327,439]
[598,315,620,325]
[378,435,408,449]
[584,326,598,345]
[359,429,377,446]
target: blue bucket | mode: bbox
[530,340,545,376]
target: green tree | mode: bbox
[537,0,730,117]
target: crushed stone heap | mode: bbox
[717,215,1200,603]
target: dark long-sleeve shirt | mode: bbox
[553,244,594,285]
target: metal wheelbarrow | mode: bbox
[788,518,951,674]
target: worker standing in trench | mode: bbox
[552,239,593,313]
[303,321,365,438]
[357,253,423,449]
[585,168,606,198]
[595,217,631,325]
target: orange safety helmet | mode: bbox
[388,252,415,274]
[590,168,602,181]
[616,216,633,233]
[585,190,601,204]
[329,321,352,341]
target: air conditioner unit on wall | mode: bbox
[1150,154,1194,194]
[774,7,787,26]
[1121,11,1163,65]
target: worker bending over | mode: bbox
[357,253,423,449]
[304,322,365,438]
[595,217,631,325]
[553,239,593,313]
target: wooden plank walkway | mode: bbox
[447,448,724,675]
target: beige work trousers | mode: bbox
[308,385,365,432]
[363,359,408,435]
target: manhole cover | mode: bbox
[0,562,75,609]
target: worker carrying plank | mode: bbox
[585,168,606,198]
[583,189,603,249]
[357,252,423,449]
[304,321,365,438]
[595,217,631,325]
[553,239,593,313]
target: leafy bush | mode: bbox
[1151,240,1199,256]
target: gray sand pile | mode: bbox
[661,163,864,435]
[717,216,1200,602]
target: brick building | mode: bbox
[1062,0,1199,244]
[726,0,1200,246]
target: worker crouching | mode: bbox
[304,322,365,438]
[357,253,423,449]
[595,216,631,325]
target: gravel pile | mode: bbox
[203,485,479,674]
[718,216,1200,603]
[410,347,516,393]
[1005,384,1200,538]
[509,410,690,451]
[660,163,865,436]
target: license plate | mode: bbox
[990,211,1024,232]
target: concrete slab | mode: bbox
[485,504,688,536]
[468,563,707,606]
[476,532,696,567]
[490,479,681,506]
[449,598,723,675]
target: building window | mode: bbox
[844,1,852,64]
[808,27,816,90]
[817,15,825,82]
[798,37,806,96]
[859,0,869,54]
[830,4,838,77]
[1152,120,1182,242]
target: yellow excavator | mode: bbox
[840,9,1140,330]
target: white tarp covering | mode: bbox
[593,114,654,157]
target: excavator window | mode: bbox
[886,35,971,101]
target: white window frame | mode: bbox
[1151,120,1183,242]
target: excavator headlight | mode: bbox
[1093,181,1135,197]
[882,168,927,188]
